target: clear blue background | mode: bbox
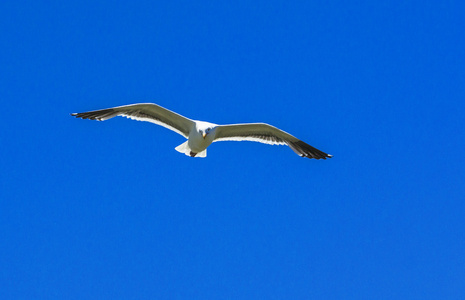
[1,1,464,299]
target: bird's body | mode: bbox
[71,103,332,159]
[177,121,217,157]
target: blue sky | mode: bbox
[1,0,464,299]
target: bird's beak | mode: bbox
[202,133,207,139]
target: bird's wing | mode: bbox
[71,103,195,138]
[213,123,332,159]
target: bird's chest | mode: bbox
[188,132,213,152]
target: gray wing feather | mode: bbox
[71,103,195,138]
[214,123,332,159]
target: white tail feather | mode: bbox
[196,149,207,158]
[175,141,190,155]
[175,141,207,157]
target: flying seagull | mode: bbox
[71,103,332,159]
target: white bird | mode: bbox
[71,103,332,159]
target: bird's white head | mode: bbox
[197,121,217,139]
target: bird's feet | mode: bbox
[189,151,197,157]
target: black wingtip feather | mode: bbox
[70,108,117,121]
[288,140,332,159]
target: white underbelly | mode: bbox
[188,134,213,152]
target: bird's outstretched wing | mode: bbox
[213,123,332,159]
[71,103,195,138]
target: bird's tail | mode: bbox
[175,141,207,158]
[195,149,207,158]
[175,141,190,155]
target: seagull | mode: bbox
[71,103,332,159]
